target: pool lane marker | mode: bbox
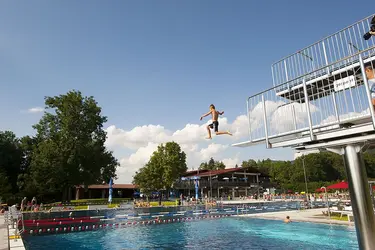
[26,214,233,236]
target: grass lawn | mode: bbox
[149,201,178,207]
[330,215,350,221]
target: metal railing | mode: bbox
[272,13,375,88]
[4,213,10,250]
[246,49,375,146]
[4,209,25,242]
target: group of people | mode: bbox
[134,201,151,208]
[20,197,42,212]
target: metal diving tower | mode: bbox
[233,13,375,250]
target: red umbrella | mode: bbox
[327,181,348,190]
[315,187,324,192]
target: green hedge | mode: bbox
[108,204,119,208]
[74,205,88,210]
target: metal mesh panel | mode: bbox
[272,14,375,88]
[247,49,375,145]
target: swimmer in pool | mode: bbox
[284,216,291,223]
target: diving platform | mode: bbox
[233,13,375,250]
[233,48,375,150]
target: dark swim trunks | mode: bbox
[209,121,219,132]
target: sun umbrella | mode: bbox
[108,177,113,204]
[327,181,348,190]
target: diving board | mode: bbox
[233,13,375,250]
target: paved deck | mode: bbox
[237,208,354,226]
[0,214,26,250]
[220,199,306,205]
[0,215,9,250]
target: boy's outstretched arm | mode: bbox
[219,111,224,115]
[200,111,212,120]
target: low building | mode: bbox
[75,184,137,200]
[175,167,270,199]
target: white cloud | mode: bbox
[27,107,44,113]
[106,115,248,183]
[221,153,241,168]
[199,143,228,161]
[107,99,311,183]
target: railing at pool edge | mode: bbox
[5,213,10,250]
[24,214,233,236]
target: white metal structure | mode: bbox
[233,14,375,250]
[272,14,375,91]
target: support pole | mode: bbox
[344,144,375,250]
[247,98,252,141]
[302,79,315,140]
[302,155,309,200]
[262,95,270,148]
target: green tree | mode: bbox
[0,131,23,192]
[364,152,375,178]
[0,168,12,202]
[199,162,208,170]
[208,158,215,170]
[199,158,226,170]
[241,159,257,168]
[133,141,187,204]
[29,90,119,201]
[17,136,38,197]
[215,161,226,170]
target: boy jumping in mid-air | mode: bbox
[200,104,233,139]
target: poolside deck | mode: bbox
[236,208,353,226]
[220,199,303,205]
[0,214,26,250]
[0,215,8,250]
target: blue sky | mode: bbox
[0,1,373,182]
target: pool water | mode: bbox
[23,217,358,250]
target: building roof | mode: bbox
[182,169,210,177]
[184,167,246,177]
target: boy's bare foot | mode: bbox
[206,137,212,140]
[228,131,233,136]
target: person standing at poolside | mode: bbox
[20,197,27,211]
[200,104,233,139]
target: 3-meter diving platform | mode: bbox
[233,13,375,250]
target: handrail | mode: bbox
[248,46,375,100]
[4,212,10,250]
[272,13,375,65]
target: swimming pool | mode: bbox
[23,217,358,250]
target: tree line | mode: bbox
[0,90,119,204]
[241,151,375,192]
[199,157,226,170]
[133,145,375,197]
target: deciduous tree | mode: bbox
[0,131,23,192]
[133,141,187,204]
[29,90,119,201]
[199,157,226,170]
